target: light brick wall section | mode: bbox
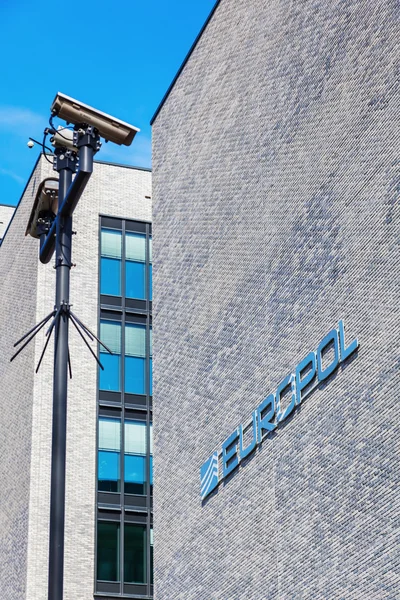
[0,163,41,600]
[152,1,400,599]
[0,156,151,600]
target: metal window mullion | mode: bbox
[145,223,151,593]
[121,220,127,592]
[95,215,102,594]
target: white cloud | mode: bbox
[99,135,152,169]
[0,106,45,134]
[0,167,25,185]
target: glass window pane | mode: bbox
[149,328,152,357]
[124,525,146,584]
[98,451,120,492]
[125,324,146,357]
[99,418,120,450]
[101,257,121,296]
[149,237,152,263]
[150,455,153,487]
[97,522,120,582]
[126,261,145,299]
[100,321,121,354]
[100,353,120,392]
[124,455,146,495]
[124,356,145,395]
[125,421,146,454]
[149,264,152,301]
[101,229,122,259]
[126,233,145,261]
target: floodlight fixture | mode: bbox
[51,92,140,146]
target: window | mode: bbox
[98,418,121,492]
[97,522,120,582]
[97,217,153,597]
[101,229,122,296]
[124,524,146,583]
[125,233,146,299]
[125,324,146,395]
[97,522,147,584]
[124,420,146,495]
[98,418,151,497]
[99,321,121,392]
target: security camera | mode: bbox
[27,140,35,148]
[50,127,76,152]
[50,92,140,146]
[26,178,59,238]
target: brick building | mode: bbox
[151,0,400,598]
[0,154,153,600]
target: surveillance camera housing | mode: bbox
[27,140,35,148]
[26,178,59,238]
[51,92,140,146]
[50,127,76,152]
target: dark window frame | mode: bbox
[96,216,153,599]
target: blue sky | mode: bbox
[0,0,216,206]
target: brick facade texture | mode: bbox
[152,1,400,599]
[0,156,151,600]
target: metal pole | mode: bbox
[47,164,73,600]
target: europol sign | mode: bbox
[200,320,359,501]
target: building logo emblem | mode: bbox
[200,452,219,501]
[200,320,359,502]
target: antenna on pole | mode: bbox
[11,93,139,600]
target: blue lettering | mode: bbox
[276,374,296,423]
[295,351,317,405]
[222,428,240,478]
[256,394,276,442]
[317,328,340,381]
[338,319,359,361]
[239,411,257,460]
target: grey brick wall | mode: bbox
[152,1,400,599]
[0,160,41,600]
[0,155,151,600]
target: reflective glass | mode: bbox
[101,257,121,296]
[98,451,119,492]
[125,324,146,357]
[101,229,122,258]
[125,356,145,394]
[100,353,120,392]
[126,233,146,261]
[100,321,121,354]
[124,455,146,494]
[126,261,145,299]
[98,417,121,492]
[124,525,146,583]
[125,420,146,454]
[97,522,120,582]
[125,421,146,495]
